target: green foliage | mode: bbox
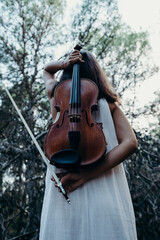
[123,92,160,240]
[126,130,160,240]
[0,0,65,239]
[71,0,151,98]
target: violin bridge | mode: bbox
[68,114,81,123]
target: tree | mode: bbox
[71,1,160,239]
[0,0,65,239]
[71,0,153,111]
[125,93,160,240]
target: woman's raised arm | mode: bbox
[43,60,67,99]
[43,50,84,98]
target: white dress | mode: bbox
[39,99,137,240]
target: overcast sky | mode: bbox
[117,0,160,107]
[63,0,160,129]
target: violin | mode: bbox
[44,45,107,169]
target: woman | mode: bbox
[39,48,138,240]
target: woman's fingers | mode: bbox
[51,172,68,182]
[69,52,83,59]
[69,57,84,65]
[51,176,55,182]
[56,172,67,179]
[69,51,84,64]
[63,50,84,70]
[60,173,84,193]
[71,50,81,55]
[51,177,62,192]
[51,172,69,192]
[51,171,84,194]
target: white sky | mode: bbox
[64,0,160,130]
[118,0,160,29]
[118,0,160,62]
[118,0,160,107]
[117,0,160,129]
[64,0,160,108]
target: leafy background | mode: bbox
[0,0,159,239]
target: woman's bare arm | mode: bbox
[86,102,138,174]
[43,50,84,98]
[53,102,138,193]
[100,103,138,169]
[43,60,67,98]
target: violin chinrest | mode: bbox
[51,149,79,169]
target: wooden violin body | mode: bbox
[44,45,107,169]
[44,77,107,169]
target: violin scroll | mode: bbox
[74,44,82,51]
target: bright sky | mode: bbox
[65,0,160,108]
[118,0,160,29]
[117,0,160,108]
[118,0,160,58]
[64,0,160,130]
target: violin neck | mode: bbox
[69,63,81,108]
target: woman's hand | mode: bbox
[51,170,89,194]
[64,50,84,69]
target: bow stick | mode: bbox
[2,82,71,204]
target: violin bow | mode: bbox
[2,82,71,204]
